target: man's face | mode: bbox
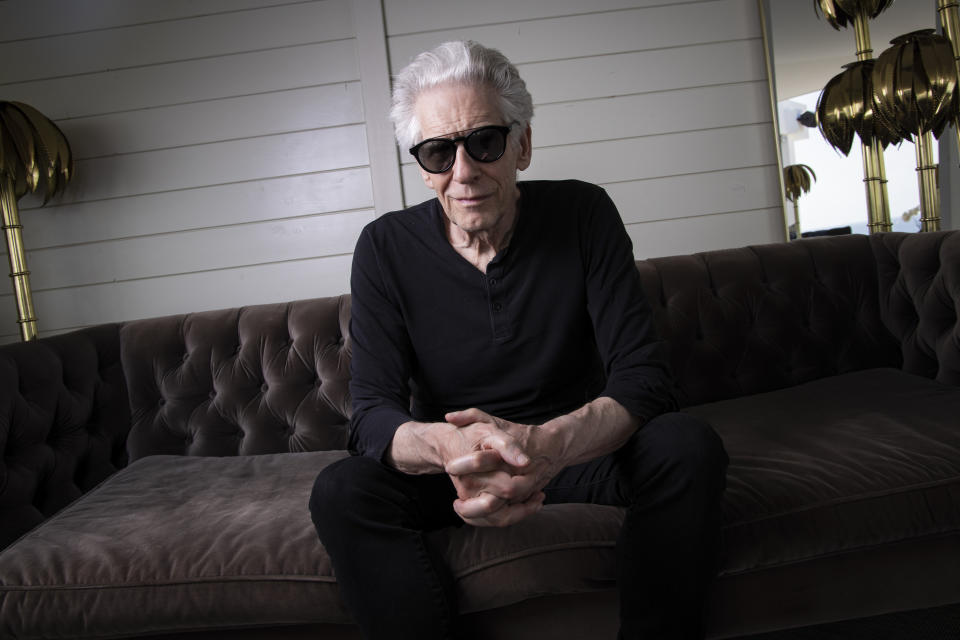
[414,83,532,235]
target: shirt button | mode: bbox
[492,302,502,312]
[489,278,497,286]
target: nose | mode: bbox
[450,142,481,182]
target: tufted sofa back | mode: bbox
[635,233,904,407]
[121,296,352,460]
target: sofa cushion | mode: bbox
[691,367,960,635]
[0,451,625,639]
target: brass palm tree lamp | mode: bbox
[873,30,959,232]
[784,164,817,237]
[0,101,73,341]
[814,0,897,232]
[816,60,901,232]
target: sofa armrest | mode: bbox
[0,323,129,549]
[871,230,960,386]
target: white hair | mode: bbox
[389,40,534,150]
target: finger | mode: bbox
[445,449,505,475]
[458,492,545,528]
[451,470,535,503]
[444,408,492,427]
[480,431,530,468]
[453,492,505,519]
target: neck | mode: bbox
[445,200,519,273]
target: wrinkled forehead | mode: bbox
[414,82,505,141]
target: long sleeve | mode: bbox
[347,227,416,460]
[579,187,676,423]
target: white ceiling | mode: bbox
[768,0,938,101]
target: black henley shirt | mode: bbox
[347,179,674,461]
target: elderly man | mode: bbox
[310,40,727,639]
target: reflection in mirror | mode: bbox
[762,0,959,235]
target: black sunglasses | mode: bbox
[409,124,514,174]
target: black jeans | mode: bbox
[309,412,728,640]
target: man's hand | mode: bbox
[443,409,567,527]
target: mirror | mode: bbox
[762,0,958,235]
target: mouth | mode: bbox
[454,194,490,206]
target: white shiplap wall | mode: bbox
[0,0,378,342]
[0,0,785,342]
[387,0,785,259]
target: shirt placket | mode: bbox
[485,263,511,342]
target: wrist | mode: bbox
[388,420,455,474]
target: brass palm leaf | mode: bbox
[814,0,896,30]
[872,29,959,140]
[0,101,73,204]
[816,60,901,155]
[783,164,817,203]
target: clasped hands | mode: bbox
[438,408,564,528]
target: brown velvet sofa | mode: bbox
[1,230,958,640]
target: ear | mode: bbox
[420,167,436,191]
[515,123,532,171]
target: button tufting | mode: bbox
[261,383,269,392]
[158,398,166,406]
[182,353,189,363]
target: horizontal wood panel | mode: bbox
[18,169,373,248]
[0,0,298,41]
[522,39,767,105]
[0,1,353,84]
[388,0,759,72]
[605,166,784,224]
[627,207,784,259]
[25,209,373,290]
[3,39,360,120]
[0,253,355,337]
[384,0,697,35]
[401,123,778,206]
[61,82,364,159]
[524,124,776,184]
[33,125,369,205]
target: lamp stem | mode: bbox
[792,200,802,238]
[862,141,892,232]
[916,131,942,231]
[851,7,891,232]
[938,0,960,161]
[0,173,39,341]
[852,6,873,61]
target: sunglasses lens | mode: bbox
[412,125,511,173]
[466,127,507,162]
[417,139,456,173]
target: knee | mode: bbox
[618,412,728,492]
[309,455,383,527]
